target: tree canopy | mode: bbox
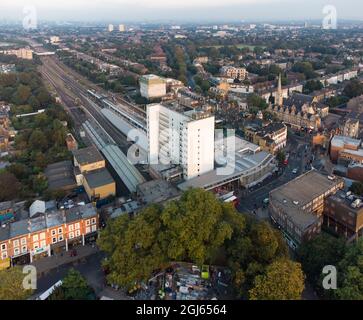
[0,267,33,300]
[248,259,305,300]
[49,269,94,300]
[98,189,303,299]
[298,234,363,300]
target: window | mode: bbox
[91,218,96,225]
[13,239,19,247]
[91,225,97,232]
[68,225,74,232]
[33,243,39,250]
[40,240,46,248]
[33,235,39,242]
[22,246,27,254]
[1,252,7,259]
[51,229,56,236]
[40,232,45,240]
[86,219,91,226]
[58,228,63,234]
[69,232,74,239]
[86,227,91,234]
[58,235,64,242]
[1,244,6,251]
[21,238,27,245]
[52,237,57,244]
[14,248,20,256]
[75,223,80,230]
[75,230,80,237]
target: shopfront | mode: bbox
[85,231,98,245]
[31,245,50,262]
[11,252,30,266]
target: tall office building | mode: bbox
[108,24,114,32]
[119,24,125,32]
[147,103,215,180]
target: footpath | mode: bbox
[32,244,99,277]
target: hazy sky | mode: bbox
[0,0,362,22]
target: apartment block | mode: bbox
[269,171,344,248]
[0,203,98,267]
[147,102,215,180]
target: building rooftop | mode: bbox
[66,203,97,222]
[269,170,344,229]
[270,170,343,207]
[0,201,13,212]
[10,219,29,238]
[331,135,361,149]
[179,136,274,191]
[45,160,77,191]
[73,146,104,166]
[0,224,10,241]
[140,74,166,83]
[327,190,363,215]
[1,204,98,242]
[137,179,180,204]
[83,168,115,189]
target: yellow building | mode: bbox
[83,169,116,201]
[73,146,105,174]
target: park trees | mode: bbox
[99,189,303,299]
[335,239,363,300]
[298,234,363,300]
[49,269,94,300]
[0,172,22,201]
[98,205,168,289]
[343,79,363,99]
[0,267,33,300]
[249,259,305,300]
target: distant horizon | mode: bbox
[0,0,362,23]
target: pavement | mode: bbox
[32,244,99,277]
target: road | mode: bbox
[237,131,313,214]
[34,251,106,297]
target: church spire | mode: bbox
[277,73,283,107]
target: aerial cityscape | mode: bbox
[0,0,362,304]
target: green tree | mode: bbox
[12,84,31,105]
[303,80,323,94]
[32,173,48,194]
[0,267,33,300]
[98,205,168,290]
[0,172,21,201]
[349,182,363,196]
[343,79,363,99]
[335,238,363,300]
[297,234,345,296]
[161,188,245,265]
[59,269,93,300]
[276,150,286,166]
[249,259,305,300]
[226,219,289,298]
[28,129,48,151]
[336,266,363,300]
